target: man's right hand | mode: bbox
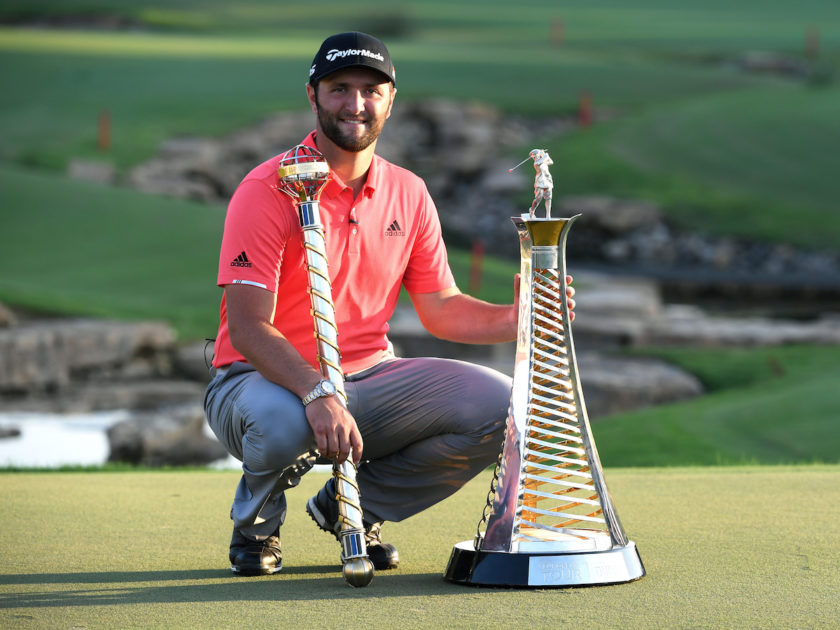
[304,395,364,465]
[224,283,364,465]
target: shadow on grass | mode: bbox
[0,567,335,585]
[0,569,487,607]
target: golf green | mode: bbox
[1,466,838,628]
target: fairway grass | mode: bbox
[595,345,840,468]
[0,165,520,338]
[2,467,838,628]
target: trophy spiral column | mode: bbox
[277,145,374,588]
[445,215,645,587]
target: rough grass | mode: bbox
[1,467,838,628]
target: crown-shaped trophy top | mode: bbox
[277,144,331,203]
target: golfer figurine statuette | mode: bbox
[277,145,375,588]
[508,149,554,218]
[445,149,645,587]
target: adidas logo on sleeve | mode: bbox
[230,251,253,268]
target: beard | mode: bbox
[314,95,387,153]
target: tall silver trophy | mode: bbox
[277,145,375,588]
[445,150,645,587]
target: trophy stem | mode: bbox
[279,145,373,587]
[445,215,644,588]
[300,202,374,588]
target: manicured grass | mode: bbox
[0,48,311,171]
[0,28,768,169]
[446,247,518,305]
[1,1,838,472]
[548,84,840,249]
[608,86,840,217]
[2,164,838,468]
[1,1,839,252]
[0,165,519,339]
[623,344,840,394]
[1,467,838,628]
[592,345,840,467]
[0,166,225,340]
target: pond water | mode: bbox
[0,412,240,469]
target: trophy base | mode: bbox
[444,540,645,588]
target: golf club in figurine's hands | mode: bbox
[445,148,645,587]
[508,149,554,218]
[276,145,375,588]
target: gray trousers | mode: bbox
[204,357,511,540]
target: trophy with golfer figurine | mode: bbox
[276,145,375,588]
[444,149,645,587]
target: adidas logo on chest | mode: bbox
[385,219,404,237]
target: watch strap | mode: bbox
[302,379,335,406]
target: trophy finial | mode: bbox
[277,144,330,203]
[526,148,554,219]
[508,149,555,219]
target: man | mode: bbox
[204,32,575,576]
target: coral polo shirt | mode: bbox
[213,131,456,374]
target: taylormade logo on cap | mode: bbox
[309,32,395,85]
[326,48,385,63]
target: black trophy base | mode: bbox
[445,540,645,588]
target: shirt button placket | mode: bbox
[349,207,360,255]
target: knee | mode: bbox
[240,398,315,472]
[475,411,506,459]
[468,371,511,432]
[455,390,508,455]
[458,410,506,472]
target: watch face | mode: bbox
[321,380,337,395]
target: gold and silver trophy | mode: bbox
[277,145,375,588]
[445,150,645,587]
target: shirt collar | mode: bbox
[302,130,377,200]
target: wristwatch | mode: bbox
[301,379,338,406]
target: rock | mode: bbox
[577,352,704,419]
[173,341,214,382]
[67,159,115,185]
[387,291,704,420]
[122,100,840,294]
[73,379,206,412]
[127,112,314,203]
[572,274,662,319]
[0,425,22,439]
[644,307,840,348]
[121,99,840,293]
[0,379,206,414]
[0,302,17,328]
[107,403,227,466]
[458,351,704,420]
[735,51,810,78]
[573,297,840,349]
[0,319,176,393]
[126,100,572,255]
[563,273,661,349]
[561,196,662,235]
